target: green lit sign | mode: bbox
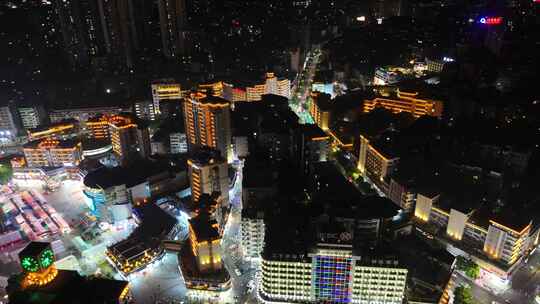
[21,256,40,272]
[39,249,54,268]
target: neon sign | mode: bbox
[479,17,503,25]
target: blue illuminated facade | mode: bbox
[312,253,354,303]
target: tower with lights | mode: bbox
[18,242,58,288]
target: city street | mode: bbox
[452,247,540,304]
[221,159,261,303]
[289,48,321,124]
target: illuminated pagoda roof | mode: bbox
[19,242,50,260]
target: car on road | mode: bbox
[235,268,242,276]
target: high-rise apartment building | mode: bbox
[97,0,140,70]
[309,92,332,131]
[53,0,104,69]
[358,135,400,185]
[133,101,157,121]
[108,115,150,164]
[187,148,229,205]
[293,125,330,175]
[157,0,188,58]
[240,208,265,260]
[169,132,188,154]
[183,95,232,161]
[23,139,83,168]
[0,105,19,144]
[18,106,47,130]
[151,80,182,116]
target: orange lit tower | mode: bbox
[183,94,232,161]
[188,209,223,273]
[187,147,229,205]
[108,114,150,164]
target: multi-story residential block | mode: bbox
[0,105,19,143]
[293,125,330,175]
[426,57,446,73]
[260,241,407,304]
[107,115,151,164]
[169,132,188,154]
[235,73,291,102]
[133,101,157,121]
[387,176,418,214]
[18,106,47,130]
[86,115,110,139]
[309,92,332,131]
[151,80,182,116]
[240,208,265,259]
[358,134,400,187]
[187,148,229,205]
[183,95,232,161]
[363,89,443,118]
[158,0,188,58]
[414,192,540,278]
[373,66,413,85]
[23,139,83,168]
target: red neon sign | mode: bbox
[479,17,503,25]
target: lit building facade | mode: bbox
[133,101,157,121]
[170,132,188,154]
[27,121,79,141]
[86,115,110,139]
[157,0,187,58]
[183,95,232,161]
[358,135,399,185]
[188,215,223,273]
[53,0,104,70]
[240,213,265,259]
[373,67,413,85]
[236,73,291,102]
[151,80,182,116]
[23,139,83,168]
[0,105,19,143]
[426,58,445,73]
[18,106,46,130]
[294,125,330,174]
[387,178,417,214]
[309,93,332,131]
[414,195,540,278]
[198,81,234,102]
[260,243,407,303]
[48,106,123,123]
[108,115,150,164]
[363,89,443,118]
[187,148,229,205]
